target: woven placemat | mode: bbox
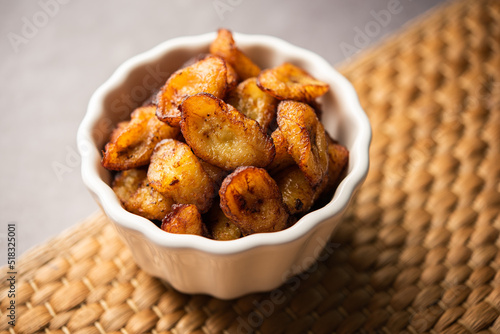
[2,0,500,332]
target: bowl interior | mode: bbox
[78,32,371,254]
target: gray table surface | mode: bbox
[0,0,445,258]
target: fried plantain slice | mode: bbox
[209,28,260,80]
[199,160,228,186]
[147,139,216,213]
[155,55,227,126]
[277,100,329,187]
[109,121,128,143]
[226,77,277,131]
[161,204,207,236]
[112,168,174,220]
[257,62,329,101]
[324,134,349,191]
[274,165,316,215]
[225,62,239,91]
[267,129,295,174]
[219,166,288,235]
[126,180,174,220]
[180,93,275,171]
[102,105,179,171]
[205,203,242,240]
[181,53,239,91]
[112,168,146,202]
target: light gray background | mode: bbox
[0,0,445,257]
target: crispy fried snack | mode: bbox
[206,204,241,240]
[219,166,288,235]
[161,204,207,236]
[226,77,277,131]
[102,105,179,171]
[325,135,349,191]
[277,100,329,187]
[274,165,315,215]
[181,53,239,91]
[112,169,173,220]
[225,62,239,91]
[267,129,295,174]
[180,93,275,170]
[127,180,174,221]
[155,55,227,126]
[199,160,228,186]
[257,62,329,101]
[209,28,260,80]
[112,168,146,202]
[103,30,351,239]
[147,139,216,213]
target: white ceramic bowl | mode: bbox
[77,32,371,299]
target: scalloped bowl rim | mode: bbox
[77,32,371,255]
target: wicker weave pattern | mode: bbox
[1,0,500,332]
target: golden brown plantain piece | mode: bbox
[109,121,128,143]
[199,160,228,186]
[274,165,316,215]
[126,180,174,221]
[277,100,329,187]
[267,129,295,174]
[155,55,227,126]
[209,28,260,80]
[161,204,207,236]
[102,105,179,171]
[257,62,329,101]
[181,53,239,91]
[226,77,277,131]
[147,139,216,213]
[225,62,239,91]
[112,169,173,220]
[112,168,146,202]
[206,204,241,240]
[324,134,349,191]
[219,166,289,235]
[179,93,275,170]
